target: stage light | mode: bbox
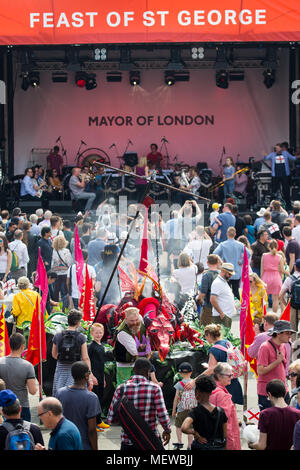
[191,47,205,60]
[75,72,97,90]
[52,72,68,83]
[129,71,140,86]
[106,72,122,82]
[165,72,175,86]
[263,69,275,89]
[216,70,228,89]
[21,74,30,91]
[21,72,40,90]
[94,47,107,61]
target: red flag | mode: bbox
[79,264,96,322]
[281,301,291,321]
[139,205,149,274]
[26,297,47,366]
[74,224,84,292]
[0,305,10,357]
[240,247,250,352]
[34,249,48,315]
[244,304,257,376]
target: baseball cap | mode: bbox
[178,362,193,373]
[212,203,221,210]
[295,259,300,269]
[0,389,17,407]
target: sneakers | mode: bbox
[96,426,104,433]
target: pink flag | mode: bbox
[240,247,250,353]
[74,224,84,292]
[35,248,48,315]
[139,206,149,274]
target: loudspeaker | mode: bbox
[19,200,42,210]
[123,153,138,167]
[49,200,73,212]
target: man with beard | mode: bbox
[114,307,147,386]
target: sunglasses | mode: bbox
[288,372,298,378]
[38,410,48,418]
[221,373,233,378]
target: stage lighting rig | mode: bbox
[191,47,205,60]
[216,70,228,89]
[75,72,97,90]
[165,72,175,86]
[94,48,107,61]
[263,69,275,89]
[21,71,40,90]
[129,71,140,86]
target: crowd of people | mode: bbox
[0,191,300,452]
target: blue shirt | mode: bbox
[224,166,235,180]
[264,151,296,177]
[87,238,106,266]
[212,212,236,243]
[254,217,265,232]
[20,175,37,197]
[213,239,250,280]
[48,417,82,451]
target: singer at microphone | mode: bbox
[146,142,163,170]
[47,144,64,176]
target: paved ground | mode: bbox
[29,311,259,451]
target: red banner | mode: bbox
[1,0,300,45]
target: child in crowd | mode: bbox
[209,203,221,226]
[172,362,197,450]
[87,323,110,432]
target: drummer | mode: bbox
[146,143,163,169]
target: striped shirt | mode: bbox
[107,375,171,445]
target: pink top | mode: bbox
[257,339,288,396]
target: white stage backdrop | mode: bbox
[13,49,289,176]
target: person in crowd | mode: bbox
[231,205,246,239]
[87,227,107,267]
[248,313,279,358]
[209,203,221,226]
[210,362,241,450]
[182,225,212,268]
[67,250,96,309]
[222,157,235,200]
[38,210,52,228]
[213,226,250,300]
[197,254,220,325]
[210,263,236,329]
[292,214,300,246]
[261,239,285,313]
[8,229,29,280]
[80,223,93,248]
[279,258,300,340]
[0,210,9,228]
[249,379,300,450]
[37,226,53,271]
[5,219,18,243]
[257,320,295,411]
[269,199,288,226]
[0,233,12,283]
[107,358,171,450]
[249,272,268,325]
[172,362,195,450]
[0,390,44,449]
[212,202,236,244]
[56,361,100,451]
[282,226,300,275]
[22,221,38,280]
[87,323,109,433]
[69,167,96,212]
[170,252,198,296]
[51,234,73,311]
[114,307,146,386]
[35,397,82,450]
[293,417,300,450]
[11,277,40,330]
[181,375,227,451]
[52,309,96,397]
[287,361,300,408]
[243,214,256,245]
[47,145,63,175]
[259,211,281,240]
[251,229,269,277]
[0,333,37,422]
[62,219,74,248]
[50,215,64,241]
[254,208,267,234]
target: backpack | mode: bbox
[213,342,247,379]
[10,250,19,272]
[3,421,35,450]
[178,381,198,410]
[58,330,81,364]
[290,275,300,310]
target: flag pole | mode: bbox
[38,289,43,401]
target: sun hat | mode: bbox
[221,262,235,275]
[256,208,266,217]
[267,320,296,336]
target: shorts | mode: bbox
[175,409,189,428]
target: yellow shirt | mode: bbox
[251,286,268,321]
[11,289,40,327]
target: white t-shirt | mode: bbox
[183,239,212,268]
[67,263,96,299]
[210,275,236,318]
[173,265,197,295]
[292,225,300,246]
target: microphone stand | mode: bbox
[57,137,68,166]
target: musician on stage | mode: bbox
[186,167,201,197]
[146,143,162,169]
[20,168,39,200]
[263,142,296,210]
[47,145,63,175]
[234,164,248,197]
[69,166,96,212]
[222,157,235,200]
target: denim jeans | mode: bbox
[74,192,96,211]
